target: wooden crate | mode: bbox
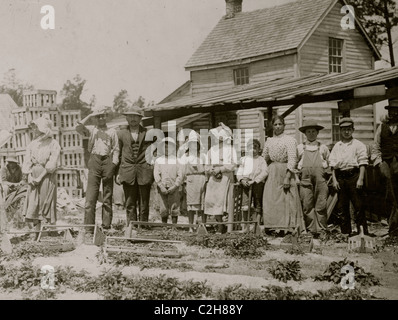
[60,150,85,168]
[13,131,29,151]
[60,111,81,131]
[62,187,83,199]
[16,151,26,166]
[57,169,81,189]
[12,108,30,129]
[60,132,83,150]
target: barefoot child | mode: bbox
[236,139,268,231]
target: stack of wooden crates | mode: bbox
[9,90,85,198]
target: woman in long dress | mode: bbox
[262,116,305,234]
[203,123,238,234]
[22,115,61,235]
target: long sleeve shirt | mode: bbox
[154,155,184,189]
[76,124,119,165]
[297,141,330,170]
[262,134,298,172]
[371,123,398,166]
[329,138,368,170]
[22,136,61,175]
[236,155,268,183]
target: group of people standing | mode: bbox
[14,99,398,238]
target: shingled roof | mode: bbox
[185,0,379,69]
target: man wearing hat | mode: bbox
[329,117,369,236]
[371,99,398,234]
[1,156,22,197]
[297,120,330,235]
[76,107,120,233]
[116,106,154,227]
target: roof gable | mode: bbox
[185,0,381,70]
[0,94,19,131]
[185,0,335,69]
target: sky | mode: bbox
[0,0,396,109]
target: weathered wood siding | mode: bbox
[237,106,296,148]
[301,102,374,146]
[299,2,374,75]
[190,55,296,96]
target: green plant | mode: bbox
[0,261,41,291]
[314,258,381,287]
[106,252,193,271]
[215,284,373,300]
[268,260,303,283]
[185,233,269,259]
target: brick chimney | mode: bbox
[225,0,242,19]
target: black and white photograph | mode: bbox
[0,0,397,305]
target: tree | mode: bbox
[133,95,146,109]
[60,74,91,118]
[0,68,34,106]
[113,89,131,113]
[350,0,398,66]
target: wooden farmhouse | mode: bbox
[144,0,398,151]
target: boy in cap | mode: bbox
[76,108,119,233]
[371,99,398,234]
[297,120,330,235]
[329,117,369,236]
[154,137,184,224]
[116,106,154,227]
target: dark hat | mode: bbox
[385,99,398,110]
[122,106,144,117]
[299,120,324,133]
[339,117,354,127]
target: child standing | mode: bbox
[154,137,184,224]
[329,118,369,236]
[180,131,207,232]
[297,120,330,235]
[236,139,268,231]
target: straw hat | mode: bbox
[122,106,144,117]
[299,120,324,133]
[5,156,18,163]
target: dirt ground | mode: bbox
[0,204,397,300]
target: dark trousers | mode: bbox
[335,170,367,234]
[123,182,151,226]
[242,182,264,215]
[84,155,115,232]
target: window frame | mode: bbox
[233,67,249,86]
[328,37,345,74]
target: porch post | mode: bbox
[266,106,273,138]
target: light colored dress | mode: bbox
[181,153,207,211]
[262,134,305,231]
[22,135,61,224]
[204,142,238,216]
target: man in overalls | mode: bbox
[297,120,330,235]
